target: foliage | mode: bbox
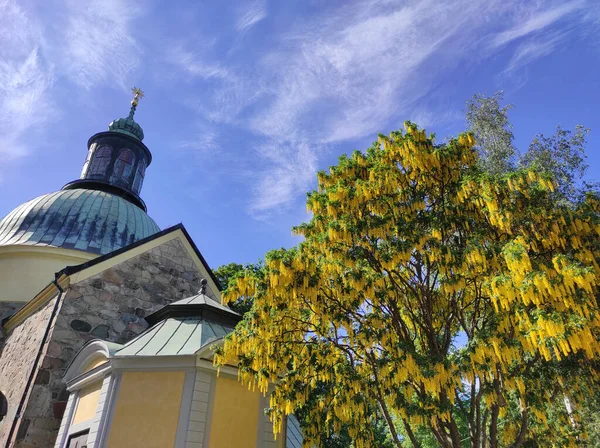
[215,122,600,447]
[294,382,395,448]
[521,125,591,201]
[466,92,595,201]
[215,261,391,447]
[464,94,599,446]
[213,262,262,314]
[580,391,600,448]
[214,262,245,290]
[466,91,516,176]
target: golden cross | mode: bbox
[131,87,145,107]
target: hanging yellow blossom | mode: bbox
[214,122,600,448]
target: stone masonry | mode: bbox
[0,295,59,448]
[0,236,218,447]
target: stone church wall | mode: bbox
[0,301,24,326]
[8,237,217,447]
[0,294,59,448]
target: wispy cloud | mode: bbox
[0,1,54,168]
[177,124,221,155]
[236,0,267,33]
[60,0,142,89]
[220,0,485,214]
[490,1,583,48]
[249,140,318,217]
[164,0,600,218]
[505,32,566,72]
[165,44,230,81]
[0,0,142,174]
[3,0,598,219]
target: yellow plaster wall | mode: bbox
[72,381,102,425]
[208,376,261,448]
[0,246,93,303]
[107,371,185,448]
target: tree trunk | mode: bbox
[377,397,404,448]
[489,404,499,448]
[481,409,489,448]
[511,405,528,448]
[447,417,464,447]
[402,417,421,448]
[431,422,452,448]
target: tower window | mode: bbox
[132,158,146,194]
[88,145,112,177]
[112,149,135,181]
[80,146,95,178]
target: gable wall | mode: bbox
[7,237,217,447]
[0,294,59,447]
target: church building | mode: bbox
[0,90,303,448]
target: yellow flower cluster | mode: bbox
[216,123,600,446]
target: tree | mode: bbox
[521,124,591,201]
[466,92,595,201]
[214,261,394,446]
[294,382,395,448]
[214,262,245,290]
[216,122,600,447]
[213,262,262,314]
[466,91,516,176]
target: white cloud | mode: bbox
[3,0,594,218]
[243,0,486,213]
[0,0,142,172]
[165,0,599,218]
[236,0,267,33]
[0,1,54,167]
[59,0,142,89]
[177,124,221,154]
[505,32,566,72]
[490,1,583,48]
[249,140,318,217]
[166,44,230,81]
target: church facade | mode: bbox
[0,91,302,448]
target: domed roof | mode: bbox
[0,189,160,255]
[107,89,145,141]
[108,116,144,141]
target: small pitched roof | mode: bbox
[170,293,239,316]
[119,279,240,358]
[145,287,240,327]
[114,317,233,357]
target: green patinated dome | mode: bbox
[108,88,146,141]
[0,189,159,255]
[108,115,144,141]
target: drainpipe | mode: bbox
[4,272,65,448]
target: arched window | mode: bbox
[88,145,112,177]
[132,158,146,194]
[112,149,135,181]
[80,146,95,178]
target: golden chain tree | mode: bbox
[215,123,600,447]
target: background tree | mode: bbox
[216,123,600,447]
[466,91,516,175]
[521,124,591,201]
[213,261,262,314]
[467,91,595,200]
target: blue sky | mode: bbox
[1,0,599,270]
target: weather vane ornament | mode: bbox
[128,86,145,119]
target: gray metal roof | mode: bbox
[0,189,160,255]
[115,318,234,357]
[286,415,304,448]
[170,293,240,317]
